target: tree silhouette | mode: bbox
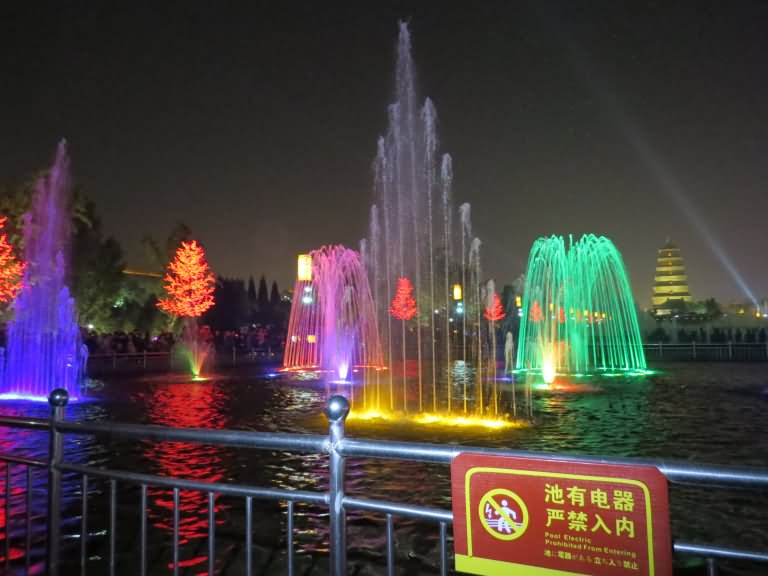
[247,276,257,303]
[257,275,269,309]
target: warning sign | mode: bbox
[451,454,672,576]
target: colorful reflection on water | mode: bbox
[0,400,99,570]
[0,363,765,574]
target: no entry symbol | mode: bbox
[477,488,529,541]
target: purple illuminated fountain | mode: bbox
[0,141,87,401]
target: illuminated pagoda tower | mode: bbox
[651,239,692,316]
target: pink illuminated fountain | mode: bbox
[283,246,383,384]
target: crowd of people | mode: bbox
[83,323,286,356]
[646,326,768,344]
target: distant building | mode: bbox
[723,299,767,319]
[651,240,692,316]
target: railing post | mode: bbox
[326,395,350,576]
[47,388,68,576]
[692,340,696,360]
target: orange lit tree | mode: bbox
[0,216,25,305]
[529,300,543,322]
[157,240,215,317]
[157,240,215,376]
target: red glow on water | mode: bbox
[167,555,209,570]
[545,381,598,393]
[0,545,26,563]
[143,382,230,560]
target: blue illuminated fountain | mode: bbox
[0,141,87,401]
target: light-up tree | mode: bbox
[0,216,25,306]
[483,293,505,322]
[389,277,417,321]
[158,240,215,376]
[529,300,543,322]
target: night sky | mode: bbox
[1,1,767,306]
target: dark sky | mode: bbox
[1,1,767,306]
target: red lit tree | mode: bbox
[483,293,505,322]
[558,306,566,324]
[529,300,543,322]
[157,240,216,317]
[389,277,417,320]
[0,216,24,303]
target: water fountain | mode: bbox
[516,234,647,381]
[362,22,495,419]
[283,246,384,394]
[179,320,214,379]
[0,141,87,401]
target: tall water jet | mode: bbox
[516,234,647,378]
[283,246,384,398]
[364,22,490,415]
[1,141,86,400]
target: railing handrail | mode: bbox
[88,351,172,358]
[0,415,49,430]
[0,411,766,489]
[54,420,330,453]
[339,438,768,488]
[643,342,766,347]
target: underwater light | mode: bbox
[542,356,556,385]
[346,409,526,430]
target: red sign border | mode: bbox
[451,453,673,576]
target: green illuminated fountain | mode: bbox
[516,234,646,380]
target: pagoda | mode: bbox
[651,240,692,316]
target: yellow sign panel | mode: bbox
[297,254,312,281]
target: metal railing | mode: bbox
[0,390,767,575]
[86,346,280,374]
[643,341,768,361]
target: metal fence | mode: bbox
[85,342,768,377]
[87,347,280,375]
[0,391,767,575]
[643,342,768,361]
